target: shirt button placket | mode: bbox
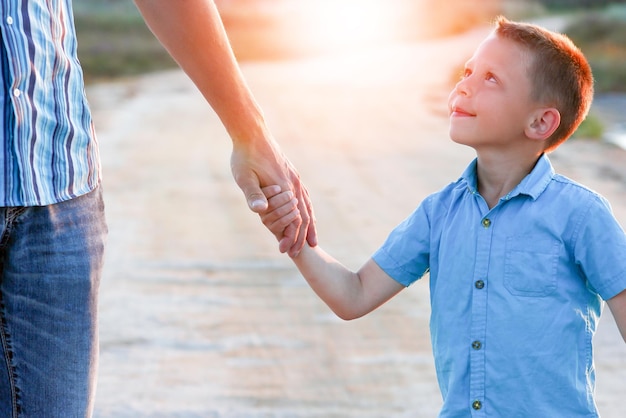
[472,274,485,408]
[470,215,492,415]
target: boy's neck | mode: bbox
[475,150,543,209]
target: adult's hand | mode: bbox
[230,132,317,256]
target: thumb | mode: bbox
[247,191,268,213]
[237,172,268,213]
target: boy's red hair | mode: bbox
[495,16,594,151]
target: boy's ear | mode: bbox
[525,108,561,141]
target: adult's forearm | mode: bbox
[134,0,317,256]
[133,0,266,145]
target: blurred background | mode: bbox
[75,0,625,83]
[74,0,626,145]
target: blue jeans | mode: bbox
[0,186,107,417]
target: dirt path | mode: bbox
[89,27,626,417]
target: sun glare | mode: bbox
[220,0,502,60]
[292,0,407,52]
[320,0,394,45]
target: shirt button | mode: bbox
[6,16,13,25]
[475,280,485,289]
[472,400,482,410]
[481,218,491,228]
[472,340,482,350]
[12,88,21,98]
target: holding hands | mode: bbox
[256,184,305,257]
[231,138,316,257]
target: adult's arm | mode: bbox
[133,0,316,256]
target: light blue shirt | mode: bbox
[373,154,626,417]
[0,0,100,206]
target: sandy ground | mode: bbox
[88,27,626,417]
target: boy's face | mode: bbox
[447,33,538,151]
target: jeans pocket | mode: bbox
[504,237,560,297]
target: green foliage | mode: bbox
[587,57,626,93]
[73,0,138,15]
[538,0,626,10]
[572,113,605,139]
[74,5,176,82]
[564,8,626,93]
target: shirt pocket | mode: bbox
[504,237,560,297]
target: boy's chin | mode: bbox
[449,132,472,147]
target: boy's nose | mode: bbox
[455,77,471,97]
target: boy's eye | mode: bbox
[486,72,497,83]
[461,68,472,79]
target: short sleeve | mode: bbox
[573,194,626,300]
[372,200,432,287]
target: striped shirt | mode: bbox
[0,0,101,206]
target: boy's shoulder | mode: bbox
[548,172,611,209]
[424,177,471,204]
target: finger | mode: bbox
[304,189,317,247]
[236,170,268,213]
[304,191,318,247]
[271,212,301,252]
[260,196,298,227]
[261,185,282,199]
[287,183,311,257]
[288,209,309,258]
[279,222,300,254]
[266,190,294,212]
[306,219,318,247]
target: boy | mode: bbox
[260,16,626,417]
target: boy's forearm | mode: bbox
[292,245,365,320]
[291,245,405,320]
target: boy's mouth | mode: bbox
[450,106,475,117]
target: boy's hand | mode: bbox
[259,185,302,255]
[230,138,317,257]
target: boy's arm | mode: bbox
[607,289,626,343]
[133,0,316,256]
[261,187,405,319]
[293,246,405,320]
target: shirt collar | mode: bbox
[461,154,555,201]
